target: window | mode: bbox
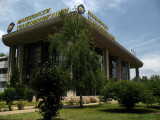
[121,62,127,80]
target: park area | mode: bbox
[1,101,160,120]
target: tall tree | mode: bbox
[49,12,105,107]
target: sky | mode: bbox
[0,0,160,79]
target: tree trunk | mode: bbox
[80,92,83,107]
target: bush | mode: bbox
[15,82,25,100]
[89,97,97,103]
[0,92,5,101]
[33,63,67,120]
[24,89,35,102]
[4,87,16,104]
[101,80,155,110]
[8,102,12,111]
[17,100,24,110]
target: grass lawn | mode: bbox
[0,100,38,108]
[1,102,160,120]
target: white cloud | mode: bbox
[62,0,128,14]
[141,53,160,73]
[130,53,160,79]
[0,30,6,38]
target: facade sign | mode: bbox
[77,4,85,14]
[7,22,15,33]
[88,10,115,40]
[17,8,69,30]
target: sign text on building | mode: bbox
[17,8,69,30]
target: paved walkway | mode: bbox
[0,103,99,116]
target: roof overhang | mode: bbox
[2,11,143,68]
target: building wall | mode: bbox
[0,56,8,92]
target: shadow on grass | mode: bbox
[99,108,155,114]
[63,104,101,109]
[146,105,160,110]
[37,118,66,120]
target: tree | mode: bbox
[101,80,155,110]
[8,65,25,99]
[49,12,105,107]
[33,63,67,120]
[4,87,16,104]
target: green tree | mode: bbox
[0,53,5,57]
[4,87,16,104]
[101,80,155,110]
[33,63,67,120]
[9,65,20,88]
[150,74,160,81]
[49,12,105,107]
[24,88,35,102]
[8,65,25,99]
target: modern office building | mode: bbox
[0,56,8,92]
[2,8,143,97]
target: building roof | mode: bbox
[2,11,143,68]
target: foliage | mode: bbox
[8,102,12,111]
[9,65,20,88]
[4,87,16,104]
[24,88,35,102]
[8,65,25,99]
[90,97,97,103]
[0,92,5,101]
[49,10,105,107]
[0,53,5,57]
[143,74,160,104]
[101,80,155,110]
[33,63,67,120]
[17,100,25,110]
[15,82,25,99]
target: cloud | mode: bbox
[141,53,160,73]
[62,0,128,14]
[0,30,6,38]
[130,53,160,79]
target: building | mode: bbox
[0,56,8,92]
[2,8,143,97]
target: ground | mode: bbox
[0,102,160,120]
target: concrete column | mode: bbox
[135,67,139,82]
[126,62,130,80]
[7,46,16,84]
[17,45,24,81]
[103,49,109,77]
[116,57,121,81]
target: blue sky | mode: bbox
[0,0,160,79]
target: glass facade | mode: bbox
[121,61,127,80]
[109,56,117,79]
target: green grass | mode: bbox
[1,102,160,120]
[0,100,38,107]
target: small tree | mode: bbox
[101,80,154,110]
[33,63,67,120]
[4,87,16,104]
[8,65,25,99]
[49,12,105,107]
[24,88,35,102]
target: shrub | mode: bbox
[8,102,12,111]
[0,92,5,101]
[89,97,97,103]
[101,80,155,110]
[17,100,24,110]
[24,89,35,102]
[68,99,75,105]
[33,63,67,120]
[4,87,16,104]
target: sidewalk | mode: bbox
[0,103,99,116]
[0,106,38,116]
